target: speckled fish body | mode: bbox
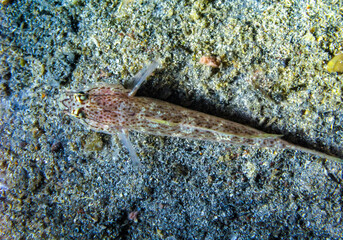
[62,83,287,147]
[61,61,341,162]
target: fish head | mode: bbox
[60,83,130,121]
[60,91,90,119]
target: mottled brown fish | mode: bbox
[61,60,341,163]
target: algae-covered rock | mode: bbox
[83,132,104,151]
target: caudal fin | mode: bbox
[286,142,342,162]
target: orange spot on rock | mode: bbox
[199,56,221,68]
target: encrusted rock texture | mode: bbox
[0,0,342,239]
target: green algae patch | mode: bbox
[82,132,104,151]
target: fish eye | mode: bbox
[74,91,88,103]
[72,108,86,118]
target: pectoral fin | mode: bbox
[128,59,161,97]
[117,129,142,170]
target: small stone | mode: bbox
[199,56,221,68]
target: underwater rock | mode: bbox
[327,53,343,73]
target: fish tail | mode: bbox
[283,140,342,162]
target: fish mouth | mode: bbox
[58,94,72,110]
[61,98,71,109]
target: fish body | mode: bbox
[62,83,285,147]
[61,61,341,162]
